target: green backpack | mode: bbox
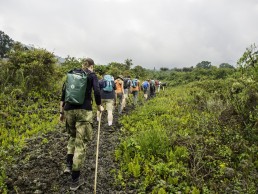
[65,69,88,105]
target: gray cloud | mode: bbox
[0,0,257,69]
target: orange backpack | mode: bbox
[115,79,123,93]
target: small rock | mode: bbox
[34,189,43,194]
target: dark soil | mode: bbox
[5,105,136,194]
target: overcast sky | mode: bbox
[1,0,258,69]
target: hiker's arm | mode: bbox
[60,83,66,122]
[113,81,116,90]
[92,74,103,111]
[59,101,65,122]
[60,101,65,113]
[122,82,124,95]
[99,80,103,89]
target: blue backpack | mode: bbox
[132,79,138,88]
[103,75,114,92]
[142,81,149,90]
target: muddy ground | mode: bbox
[5,105,136,194]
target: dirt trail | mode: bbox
[6,105,135,194]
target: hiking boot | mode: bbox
[64,166,72,174]
[70,177,85,191]
[64,154,73,174]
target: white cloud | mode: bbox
[0,0,257,69]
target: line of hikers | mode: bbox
[59,58,163,191]
[97,74,162,127]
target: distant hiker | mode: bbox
[154,80,160,93]
[97,74,116,128]
[161,82,167,91]
[131,77,141,106]
[157,81,161,93]
[122,75,132,109]
[115,75,124,114]
[59,58,104,191]
[149,79,156,98]
[142,80,149,101]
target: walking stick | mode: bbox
[94,112,102,194]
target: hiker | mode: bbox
[59,58,104,191]
[115,75,124,114]
[157,80,161,93]
[155,80,160,93]
[122,75,132,109]
[131,76,141,106]
[161,82,167,91]
[149,79,156,98]
[97,74,116,128]
[142,80,149,101]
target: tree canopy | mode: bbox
[0,30,14,58]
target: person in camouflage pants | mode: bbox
[60,58,104,191]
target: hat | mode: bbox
[118,75,124,80]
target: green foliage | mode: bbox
[237,44,258,81]
[219,63,235,69]
[160,67,169,71]
[128,154,141,178]
[1,42,61,96]
[124,58,133,70]
[115,79,258,193]
[238,44,258,69]
[0,164,7,194]
[59,56,82,74]
[196,61,212,69]
[0,31,14,58]
[147,66,236,88]
[94,64,108,77]
[132,65,147,78]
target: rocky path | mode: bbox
[6,105,135,194]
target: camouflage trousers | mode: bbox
[132,91,139,105]
[64,109,93,171]
[116,93,124,114]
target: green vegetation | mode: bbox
[116,81,258,193]
[0,42,62,193]
[0,31,14,58]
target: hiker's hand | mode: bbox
[97,105,104,112]
[59,113,65,122]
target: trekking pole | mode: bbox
[94,112,102,194]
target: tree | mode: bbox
[196,61,211,69]
[5,42,59,93]
[94,64,108,77]
[182,66,194,72]
[219,63,234,69]
[238,44,258,69]
[124,58,133,70]
[132,65,147,78]
[237,44,258,81]
[160,67,169,71]
[0,31,14,58]
[60,56,82,74]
